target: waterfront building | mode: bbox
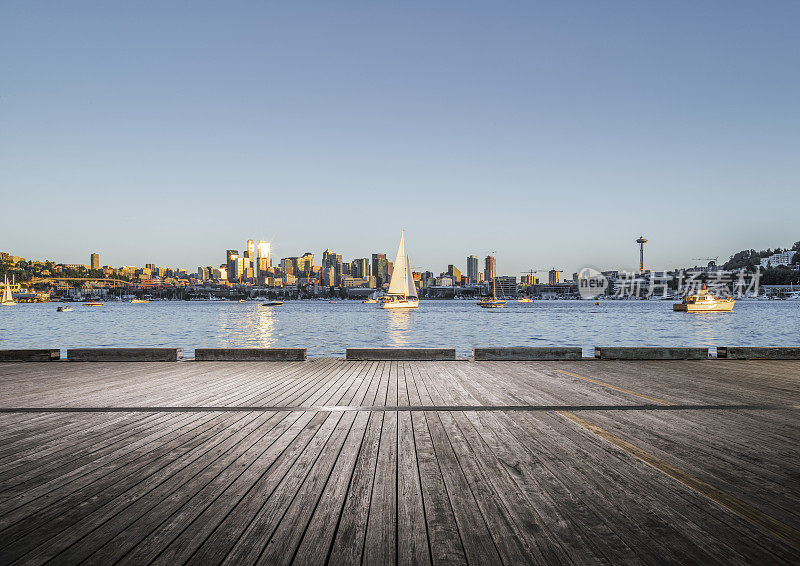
[90,253,99,270]
[467,255,479,284]
[548,269,560,285]
[484,255,496,283]
[340,276,370,288]
[495,276,517,297]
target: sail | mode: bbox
[2,276,12,303]
[405,255,418,298]
[387,232,408,296]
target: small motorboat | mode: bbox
[83,301,104,307]
[262,301,284,307]
[57,305,72,312]
[518,297,533,303]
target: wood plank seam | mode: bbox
[556,410,800,552]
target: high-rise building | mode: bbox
[226,250,239,282]
[322,266,336,287]
[372,253,388,287]
[256,241,271,279]
[297,252,314,276]
[548,269,560,285]
[352,258,370,279]
[484,255,496,283]
[245,240,255,259]
[448,265,461,283]
[90,253,99,270]
[323,249,343,281]
[280,258,296,276]
[466,255,478,284]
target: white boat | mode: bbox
[673,285,734,312]
[1,275,16,306]
[378,232,419,309]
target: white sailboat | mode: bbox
[378,232,419,309]
[1,275,17,306]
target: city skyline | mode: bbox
[3,2,798,274]
[6,232,800,281]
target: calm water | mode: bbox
[1,299,798,358]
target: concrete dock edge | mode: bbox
[473,347,583,361]
[595,347,709,360]
[720,346,800,360]
[67,348,183,362]
[0,349,61,362]
[194,348,307,361]
[346,348,456,361]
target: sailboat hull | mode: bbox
[379,298,419,309]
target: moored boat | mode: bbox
[478,277,506,308]
[673,285,734,312]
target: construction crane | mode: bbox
[693,257,719,263]
[521,268,564,284]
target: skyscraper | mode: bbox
[372,253,388,287]
[323,249,343,282]
[226,250,239,282]
[484,255,496,283]
[352,258,370,279]
[256,241,271,279]
[90,253,99,270]
[448,265,461,283]
[467,255,478,284]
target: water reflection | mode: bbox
[1,300,798,357]
[255,307,277,347]
[386,310,414,347]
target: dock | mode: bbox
[0,359,798,564]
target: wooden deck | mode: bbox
[0,359,798,565]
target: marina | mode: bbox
[0,358,797,564]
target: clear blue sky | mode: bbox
[2,1,798,276]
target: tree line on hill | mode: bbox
[722,241,800,285]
